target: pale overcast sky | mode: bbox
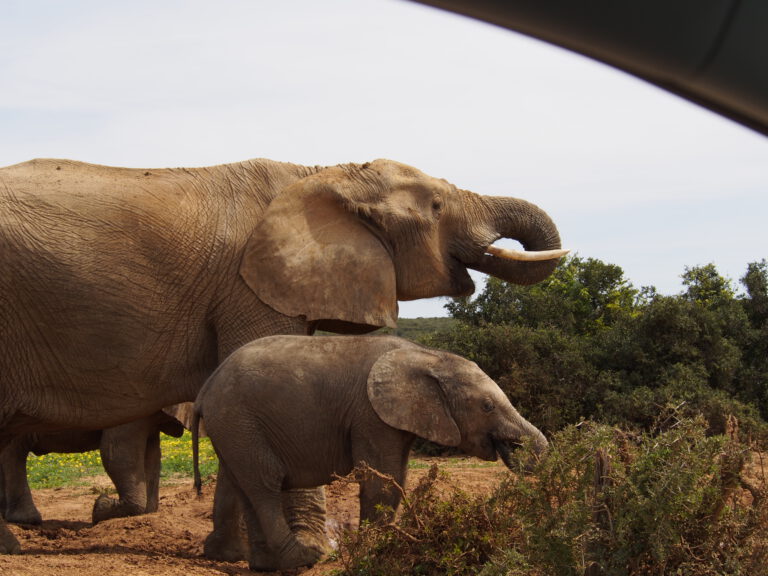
[3,0,767,318]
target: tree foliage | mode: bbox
[424,256,768,440]
[741,259,768,327]
[681,263,736,308]
[446,256,638,335]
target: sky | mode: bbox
[2,0,767,318]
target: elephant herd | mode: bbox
[0,156,564,570]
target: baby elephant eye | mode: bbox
[482,399,495,413]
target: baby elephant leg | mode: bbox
[245,490,324,570]
[282,487,331,554]
[203,465,249,561]
[225,443,324,571]
[219,483,329,569]
[359,467,407,524]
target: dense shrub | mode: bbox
[337,418,767,576]
[338,464,513,575]
[422,257,768,443]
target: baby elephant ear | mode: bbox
[367,348,461,447]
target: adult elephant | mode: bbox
[0,157,565,555]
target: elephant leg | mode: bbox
[245,491,322,571]
[1,436,43,525]
[360,478,400,522]
[145,409,183,513]
[143,431,161,513]
[0,437,21,554]
[205,475,329,563]
[206,434,323,571]
[359,471,405,524]
[0,518,21,555]
[235,463,323,570]
[282,487,330,554]
[242,488,330,571]
[240,492,280,570]
[0,459,4,516]
[92,420,150,523]
[203,463,249,562]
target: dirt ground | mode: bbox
[0,458,508,576]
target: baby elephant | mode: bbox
[192,335,547,571]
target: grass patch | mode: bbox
[26,450,105,489]
[159,431,218,479]
[26,431,219,489]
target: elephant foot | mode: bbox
[295,530,333,566]
[4,506,43,526]
[284,487,331,555]
[4,498,43,525]
[249,540,324,572]
[246,544,280,572]
[295,528,331,557]
[280,540,325,571]
[91,494,144,524]
[0,521,21,555]
[203,529,249,562]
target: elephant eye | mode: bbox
[482,399,495,413]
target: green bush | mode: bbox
[337,418,767,576]
[516,418,762,575]
[337,464,519,575]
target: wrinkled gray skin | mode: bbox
[0,412,184,525]
[0,157,562,556]
[192,335,548,571]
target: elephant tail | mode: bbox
[192,407,202,497]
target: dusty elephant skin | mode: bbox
[192,335,548,571]
[0,157,563,556]
[0,411,183,525]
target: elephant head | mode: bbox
[240,159,565,332]
[366,346,548,466]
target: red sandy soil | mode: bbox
[0,458,508,576]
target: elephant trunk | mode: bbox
[468,195,564,286]
[493,420,548,472]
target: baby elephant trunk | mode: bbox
[493,420,548,472]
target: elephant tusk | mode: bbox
[486,245,570,262]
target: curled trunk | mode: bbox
[467,195,563,286]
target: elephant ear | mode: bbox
[367,348,461,446]
[240,173,398,331]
